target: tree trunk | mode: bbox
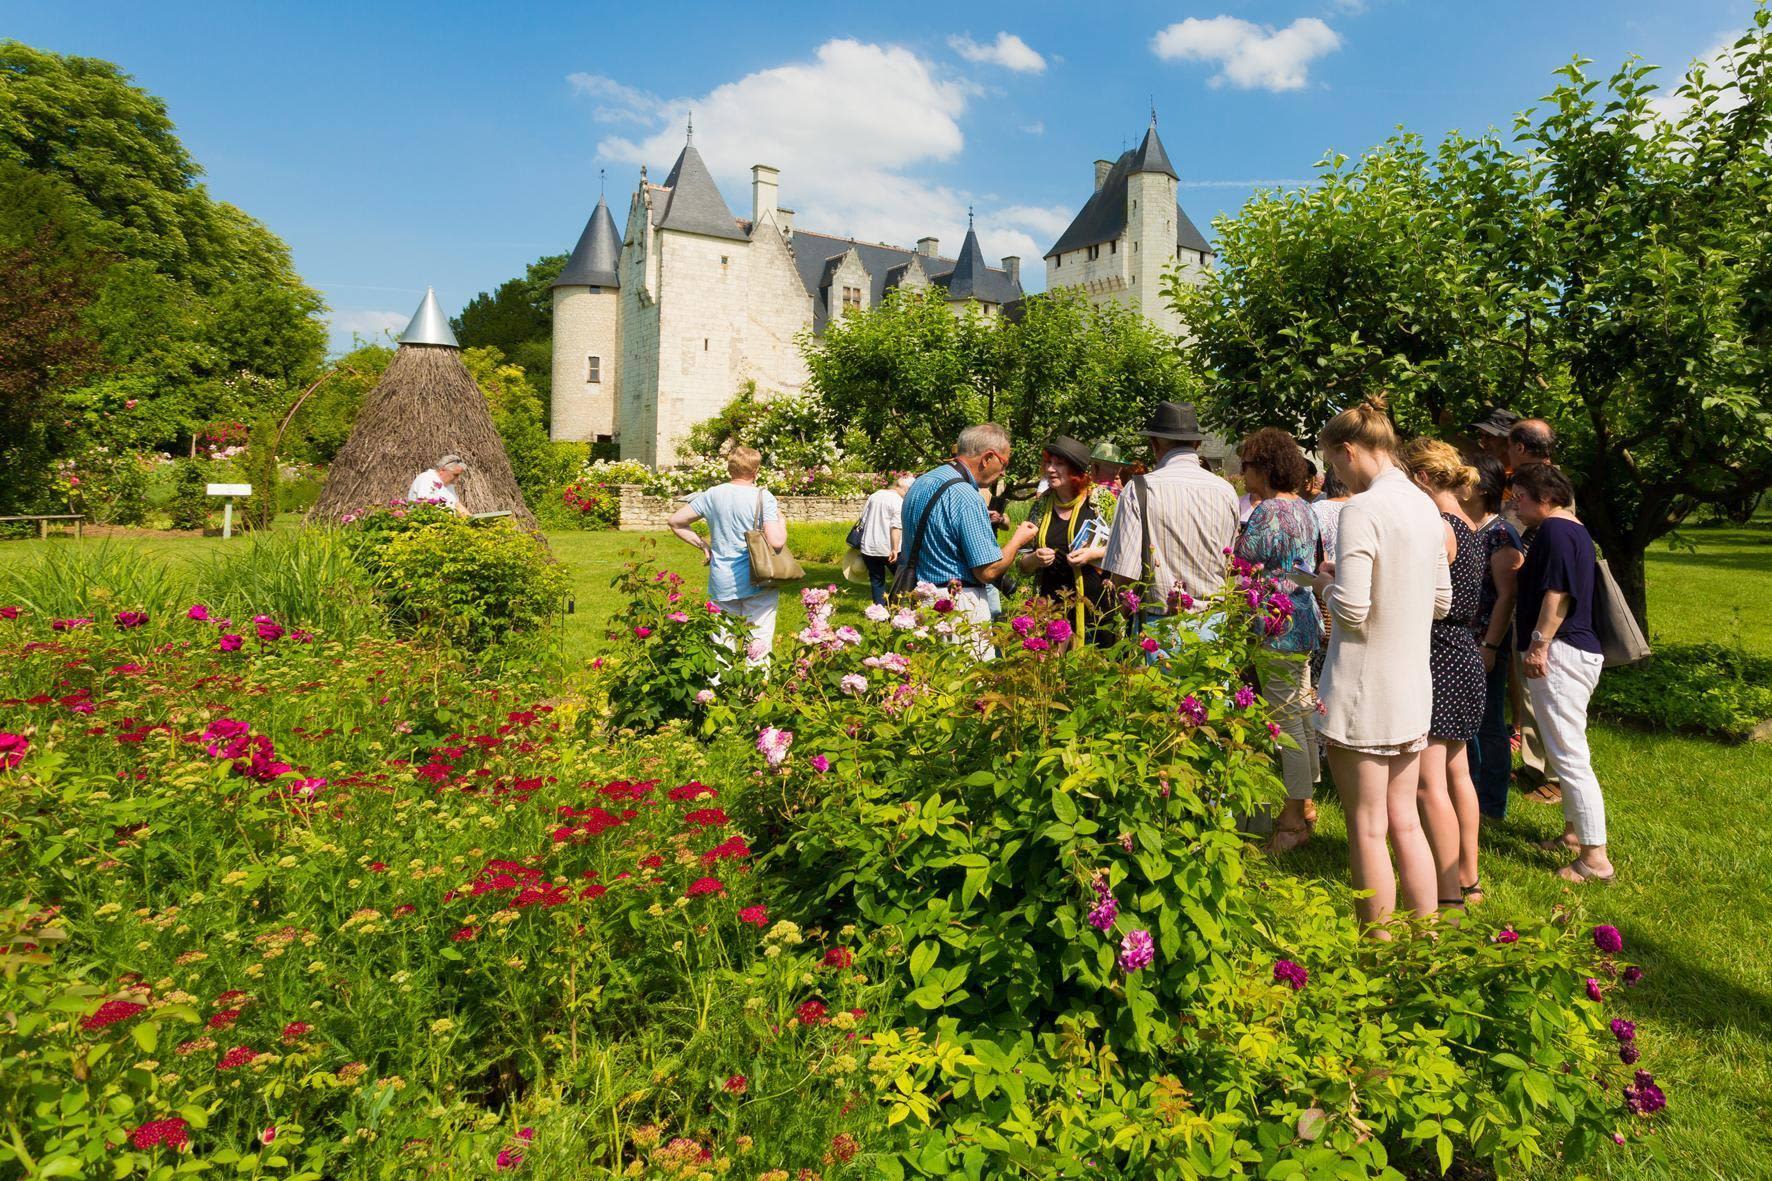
[1604,539,1650,636]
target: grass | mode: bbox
[4,514,1770,1177]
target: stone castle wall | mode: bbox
[615,485,867,532]
[550,286,620,441]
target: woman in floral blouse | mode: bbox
[1234,429,1324,851]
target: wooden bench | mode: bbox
[0,514,86,540]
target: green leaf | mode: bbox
[1049,788,1078,825]
[909,940,939,983]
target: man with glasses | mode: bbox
[897,424,1038,636]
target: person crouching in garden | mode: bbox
[1232,428,1322,852]
[1400,438,1489,910]
[1311,399,1452,928]
[1017,436,1114,648]
[668,446,787,669]
[1511,462,1615,884]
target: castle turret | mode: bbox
[551,192,623,442]
[1125,117,1181,335]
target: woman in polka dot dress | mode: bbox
[1401,438,1488,911]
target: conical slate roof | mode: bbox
[554,197,622,288]
[656,141,748,241]
[941,220,992,302]
[1128,120,1178,180]
[398,287,459,348]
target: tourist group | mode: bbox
[663,400,1616,929]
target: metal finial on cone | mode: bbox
[398,287,459,349]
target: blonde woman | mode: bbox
[1400,438,1488,910]
[1311,400,1452,927]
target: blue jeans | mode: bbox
[1468,648,1512,818]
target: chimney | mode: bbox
[916,236,939,257]
[751,164,780,225]
[777,206,795,237]
[1000,256,1020,286]
[1094,159,1113,191]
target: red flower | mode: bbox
[281,1021,311,1043]
[129,1117,190,1151]
[822,948,853,970]
[369,861,388,873]
[723,1074,748,1095]
[686,876,725,898]
[452,926,477,942]
[668,781,717,801]
[208,1008,241,1029]
[796,1000,828,1025]
[638,854,665,870]
[738,905,769,928]
[701,836,751,865]
[216,1045,259,1070]
[683,807,729,829]
[82,999,147,1032]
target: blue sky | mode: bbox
[3,0,1755,352]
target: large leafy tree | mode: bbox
[804,287,1196,482]
[0,42,325,474]
[1171,12,1772,627]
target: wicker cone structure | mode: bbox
[311,336,535,527]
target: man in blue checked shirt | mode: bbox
[899,424,1039,641]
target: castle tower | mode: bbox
[1125,118,1182,336]
[550,191,623,442]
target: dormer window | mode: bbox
[841,285,863,311]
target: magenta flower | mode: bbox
[1087,881,1118,932]
[1623,1071,1666,1116]
[0,606,19,620]
[115,610,148,629]
[218,633,244,652]
[810,754,831,774]
[1045,619,1073,645]
[1620,1042,1641,1065]
[1272,959,1309,991]
[187,604,211,621]
[1593,925,1624,954]
[633,626,652,638]
[1495,928,1519,944]
[756,727,793,768]
[1010,615,1035,636]
[255,618,285,642]
[1610,1019,1636,1042]
[1234,685,1256,710]
[1118,929,1154,973]
[1586,978,1604,1002]
[1139,636,1159,653]
[51,617,92,632]
[1622,965,1644,987]
[666,611,690,623]
[0,732,28,771]
[1021,636,1050,652]
[1178,696,1206,726]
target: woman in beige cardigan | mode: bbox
[1312,401,1453,928]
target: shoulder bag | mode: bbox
[890,464,969,601]
[746,490,805,586]
[1594,556,1650,669]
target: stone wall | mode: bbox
[550,286,619,442]
[615,485,868,532]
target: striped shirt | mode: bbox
[901,462,999,586]
[1100,450,1239,611]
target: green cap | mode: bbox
[1090,440,1126,465]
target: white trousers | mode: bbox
[952,587,996,661]
[1524,640,1606,846]
[713,590,779,668]
[1258,651,1317,802]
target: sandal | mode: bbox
[1461,880,1485,906]
[1556,861,1615,886]
[1268,822,1312,854]
[1535,833,1579,854]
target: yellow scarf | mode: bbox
[1037,488,1091,637]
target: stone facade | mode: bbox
[552,131,1023,467]
[614,484,867,532]
[549,286,619,441]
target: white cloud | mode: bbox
[1645,37,1746,126]
[1151,16,1342,91]
[948,32,1047,74]
[1020,120,1045,135]
[1330,0,1367,14]
[581,38,1069,271]
[566,73,664,124]
[328,308,408,339]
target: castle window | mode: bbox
[1111,240,1118,254]
[841,285,863,312]
[1087,245,1099,261]
[721,255,729,266]
[586,355,601,384]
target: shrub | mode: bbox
[169,458,210,530]
[56,447,150,526]
[559,477,621,530]
[192,528,383,638]
[344,505,568,648]
[237,412,282,531]
[1592,642,1772,740]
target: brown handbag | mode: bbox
[745,490,804,586]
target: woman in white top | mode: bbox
[1311,399,1453,928]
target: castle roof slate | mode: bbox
[553,196,622,288]
[1044,123,1212,260]
[788,228,1023,333]
[655,143,749,242]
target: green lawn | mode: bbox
[4,516,1769,1177]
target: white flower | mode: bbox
[891,609,918,631]
[834,626,862,645]
[839,673,868,696]
[863,603,890,622]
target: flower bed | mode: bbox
[0,553,1668,1178]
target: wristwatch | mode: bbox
[1530,629,1550,646]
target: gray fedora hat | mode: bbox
[1142,401,1206,443]
[1041,435,1094,474]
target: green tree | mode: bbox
[453,253,565,405]
[1171,13,1772,627]
[462,346,582,511]
[804,287,1196,482]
